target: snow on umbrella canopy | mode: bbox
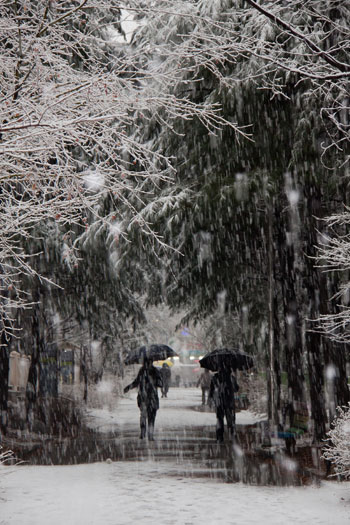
[124,344,178,365]
[199,348,254,372]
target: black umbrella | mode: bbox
[124,344,178,365]
[199,348,254,372]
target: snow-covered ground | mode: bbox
[1,387,349,524]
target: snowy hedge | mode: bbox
[323,403,350,479]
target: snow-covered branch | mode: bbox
[314,209,350,342]
[0,0,252,339]
[241,0,350,166]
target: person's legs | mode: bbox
[201,387,206,405]
[225,407,236,438]
[216,406,224,442]
[164,383,169,397]
[147,406,157,440]
[139,402,147,439]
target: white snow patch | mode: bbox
[108,9,140,44]
[326,364,337,381]
[286,314,295,325]
[281,457,298,472]
[109,220,123,238]
[342,420,350,434]
[287,189,300,206]
[82,170,105,192]
[96,379,114,395]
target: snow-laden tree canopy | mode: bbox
[0,0,249,338]
[0,0,348,363]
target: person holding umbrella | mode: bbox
[124,356,163,440]
[123,345,177,440]
[200,348,254,443]
[160,362,171,398]
[196,368,212,405]
[208,363,239,442]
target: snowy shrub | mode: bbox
[87,377,119,411]
[0,447,15,466]
[323,404,350,479]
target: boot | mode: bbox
[140,424,146,439]
[229,425,236,440]
[216,429,224,443]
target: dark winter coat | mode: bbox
[208,370,239,410]
[124,365,163,411]
[161,365,171,385]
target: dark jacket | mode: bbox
[197,370,211,389]
[124,365,163,410]
[161,365,171,384]
[209,370,239,410]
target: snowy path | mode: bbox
[1,387,350,524]
[86,386,261,434]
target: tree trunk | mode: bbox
[275,199,305,405]
[303,186,328,441]
[0,313,12,434]
[305,327,327,441]
[81,346,88,403]
[267,205,280,426]
[0,335,10,434]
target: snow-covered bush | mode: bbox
[0,447,14,466]
[323,403,350,479]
